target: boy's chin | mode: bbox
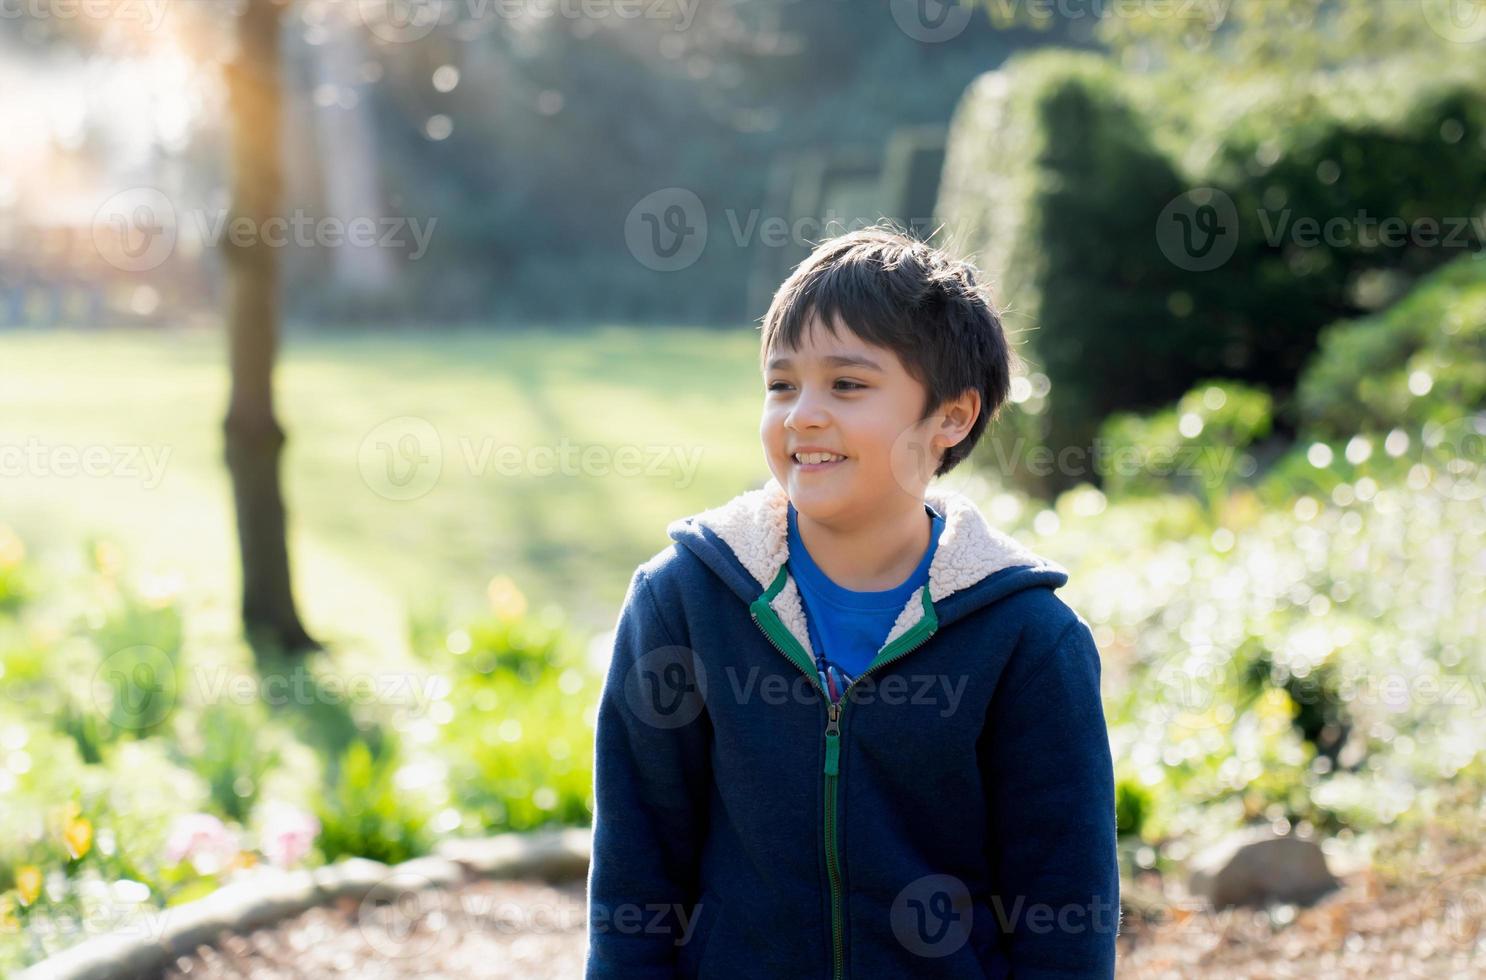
[784,466,932,518]
[784,471,859,514]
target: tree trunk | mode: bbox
[223,0,318,655]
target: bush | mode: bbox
[1099,380,1273,512]
[940,51,1188,497]
[939,50,1486,494]
[175,702,283,825]
[432,589,597,834]
[314,731,432,867]
[1039,465,1484,861]
[0,525,30,615]
[1296,254,1486,439]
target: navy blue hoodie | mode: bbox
[586,478,1119,979]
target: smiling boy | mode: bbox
[586,227,1119,978]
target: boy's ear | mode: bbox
[934,389,981,451]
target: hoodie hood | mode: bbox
[666,476,1069,661]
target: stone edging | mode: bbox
[18,827,593,980]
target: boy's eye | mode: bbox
[766,380,865,391]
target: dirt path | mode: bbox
[161,846,1483,978]
[1118,861,1485,978]
[161,878,589,979]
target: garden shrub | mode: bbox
[432,591,597,833]
[1296,254,1486,440]
[1099,379,1273,512]
[314,730,432,866]
[940,50,1486,493]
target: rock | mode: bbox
[1119,877,1171,929]
[435,827,591,882]
[19,831,588,980]
[1188,828,1340,909]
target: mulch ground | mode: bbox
[162,815,1484,979]
[1117,858,1485,978]
[161,878,589,979]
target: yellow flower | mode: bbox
[15,866,42,906]
[93,539,123,578]
[1219,489,1262,530]
[63,814,93,861]
[0,893,18,931]
[227,850,258,873]
[1256,687,1296,727]
[486,575,528,620]
[0,525,23,568]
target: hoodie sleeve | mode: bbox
[979,617,1121,979]
[586,566,713,979]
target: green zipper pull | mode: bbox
[823,702,841,776]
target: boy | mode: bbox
[586,227,1119,978]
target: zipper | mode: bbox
[823,700,842,980]
[749,568,940,980]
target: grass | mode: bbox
[1,322,773,970]
[0,323,770,652]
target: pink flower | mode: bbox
[164,813,239,876]
[257,802,320,869]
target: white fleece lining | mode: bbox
[689,476,1061,657]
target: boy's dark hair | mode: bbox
[758,224,1019,477]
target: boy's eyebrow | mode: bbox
[767,354,883,372]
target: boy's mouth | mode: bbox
[791,451,847,472]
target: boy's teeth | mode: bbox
[795,452,843,464]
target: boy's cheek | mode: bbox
[758,418,783,452]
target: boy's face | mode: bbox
[760,314,951,526]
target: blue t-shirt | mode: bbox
[787,500,945,701]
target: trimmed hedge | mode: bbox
[939,50,1486,495]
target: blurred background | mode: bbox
[1,0,1484,975]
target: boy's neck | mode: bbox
[793,497,932,592]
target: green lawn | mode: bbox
[0,324,769,655]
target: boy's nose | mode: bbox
[785,392,832,429]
